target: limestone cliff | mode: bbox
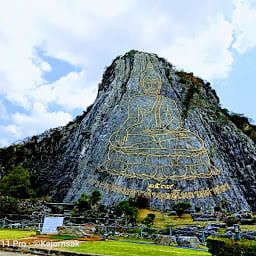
[0,50,255,211]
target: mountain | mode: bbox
[0,50,255,211]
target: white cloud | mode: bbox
[159,14,233,80]
[30,70,97,110]
[0,138,10,148]
[0,100,8,119]
[232,0,256,53]
[12,102,72,134]
[0,103,72,147]
[0,0,241,146]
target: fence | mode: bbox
[0,215,207,245]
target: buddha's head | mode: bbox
[140,62,162,96]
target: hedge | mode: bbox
[207,237,256,256]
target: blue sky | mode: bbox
[0,0,256,147]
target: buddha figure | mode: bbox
[98,62,220,181]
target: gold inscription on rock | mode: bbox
[148,183,174,190]
[88,178,231,201]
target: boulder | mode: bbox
[204,223,226,232]
[226,227,235,232]
[153,234,177,245]
[241,231,256,240]
[240,212,253,219]
[240,218,254,225]
[57,225,96,238]
[168,211,177,216]
[176,236,201,248]
[201,230,218,238]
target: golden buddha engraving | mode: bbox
[98,61,220,181]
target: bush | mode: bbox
[142,214,155,227]
[136,195,150,208]
[214,206,221,212]
[116,200,138,224]
[147,213,155,221]
[143,227,157,235]
[72,190,102,215]
[0,166,35,198]
[0,196,19,217]
[172,202,192,217]
[90,190,102,206]
[129,195,150,209]
[224,215,239,227]
[142,216,153,227]
[207,237,256,256]
[72,193,91,214]
[195,206,201,212]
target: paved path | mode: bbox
[0,252,37,256]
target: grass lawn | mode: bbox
[138,209,221,228]
[241,224,256,232]
[111,237,154,243]
[64,240,210,256]
[0,229,35,239]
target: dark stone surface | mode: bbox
[174,227,198,236]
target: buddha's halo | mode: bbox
[140,61,162,95]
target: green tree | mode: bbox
[73,193,91,213]
[0,196,19,217]
[0,166,35,198]
[195,206,201,213]
[116,200,138,224]
[90,190,102,206]
[72,190,103,215]
[172,202,192,217]
[142,214,155,227]
[128,195,150,209]
[135,195,150,209]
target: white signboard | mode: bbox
[42,217,64,234]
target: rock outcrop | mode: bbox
[0,50,255,211]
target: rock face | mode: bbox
[0,50,256,211]
[57,225,96,238]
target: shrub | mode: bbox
[136,195,150,208]
[195,206,201,212]
[72,193,91,214]
[129,195,150,209]
[142,214,155,227]
[142,215,154,227]
[224,215,239,227]
[143,227,157,235]
[207,237,256,256]
[0,196,18,217]
[116,200,138,224]
[90,190,102,206]
[214,206,221,212]
[72,190,102,215]
[172,202,192,217]
[219,199,228,210]
[147,213,155,221]
[0,165,35,199]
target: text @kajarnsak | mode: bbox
[0,240,80,249]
